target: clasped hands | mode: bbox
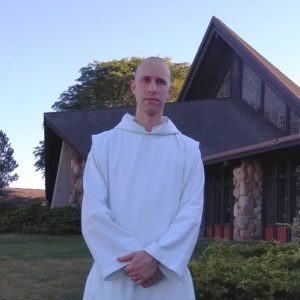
[117,250,163,288]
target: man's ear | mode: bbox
[168,85,174,97]
[130,80,136,94]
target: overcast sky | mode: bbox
[1,0,299,189]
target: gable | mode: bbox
[179,17,300,136]
[44,17,300,204]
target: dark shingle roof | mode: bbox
[44,16,300,203]
[44,99,284,160]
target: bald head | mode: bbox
[130,56,173,124]
[135,57,172,84]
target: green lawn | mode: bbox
[0,234,211,300]
[0,234,92,300]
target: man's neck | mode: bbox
[134,114,164,132]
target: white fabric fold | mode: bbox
[81,113,204,300]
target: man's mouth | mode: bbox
[144,98,159,102]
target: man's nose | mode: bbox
[148,80,157,94]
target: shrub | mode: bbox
[0,203,81,234]
[189,240,300,300]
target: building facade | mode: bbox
[44,17,300,242]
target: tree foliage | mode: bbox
[0,130,18,188]
[33,140,45,178]
[35,57,190,174]
[52,57,189,111]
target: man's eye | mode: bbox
[157,79,166,85]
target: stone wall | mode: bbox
[69,152,85,206]
[233,159,262,241]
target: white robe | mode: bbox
[81,113,204,300]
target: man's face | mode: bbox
[131,59,172,118]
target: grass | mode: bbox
[0,234,92,300]
[0,234,212,300]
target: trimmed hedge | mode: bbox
[189,240,300,300]
[0,203,81,234]
[2,202,300,299]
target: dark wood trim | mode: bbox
[286,106,291,134]
[231,55,242,100]
[260,80,265,113]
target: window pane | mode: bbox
[278,161,286,175]
[264,85,286,131]
[277,177,288,223]
[263,178,275,225]
[292,159,300,215]
[290,110,300,134]
[242,63,261,111]
[215,185,222,222]
[204,185,214,225]
[224,183,232,223]
[216,68,231,98]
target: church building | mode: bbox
[44,17,300,242]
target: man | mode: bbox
[81,57,204,299]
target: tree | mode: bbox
[35,57,190,174]
[33,140,45,178]
[52,57,190,111]
[0,130,18,188]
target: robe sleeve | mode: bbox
[144,142,204,281]
[81,135,143,281]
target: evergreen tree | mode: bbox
[0,130,18,188]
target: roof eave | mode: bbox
[203,133,300,165]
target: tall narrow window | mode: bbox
[204,166,234,225]
[263,153,300,226]
[292,158,300,216]
[264,85,287,131]
[263,163,275,225]
[214,171,222,223]
[241,63,261,111]
[224,167,233,223]
[216,68,231,98]
[277,160,288,223]
[290,110,300,134]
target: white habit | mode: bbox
[82,113,204,300]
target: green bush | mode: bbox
[189,240,300,300]
[0,203,81,234]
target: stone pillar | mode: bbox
[292,212,300,241]
[69,152,85,207]
[233,159,262,241]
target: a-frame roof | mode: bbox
[179,17,300,115]
[44,99,284,160]
[44,17,300,203]
[44,100,285,202]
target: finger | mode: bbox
[126,269,139,277]
[146,279,154,286]
[124,264,139,273]
[135,278,147,285]
[129,275,141,282]
[117,252,135,262]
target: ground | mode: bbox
[0,187,46,206]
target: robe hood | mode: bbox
[115,113,181,135]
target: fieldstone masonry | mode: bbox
[233,159,263,241]
[69,152,85,206]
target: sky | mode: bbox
[1,0,299,190]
